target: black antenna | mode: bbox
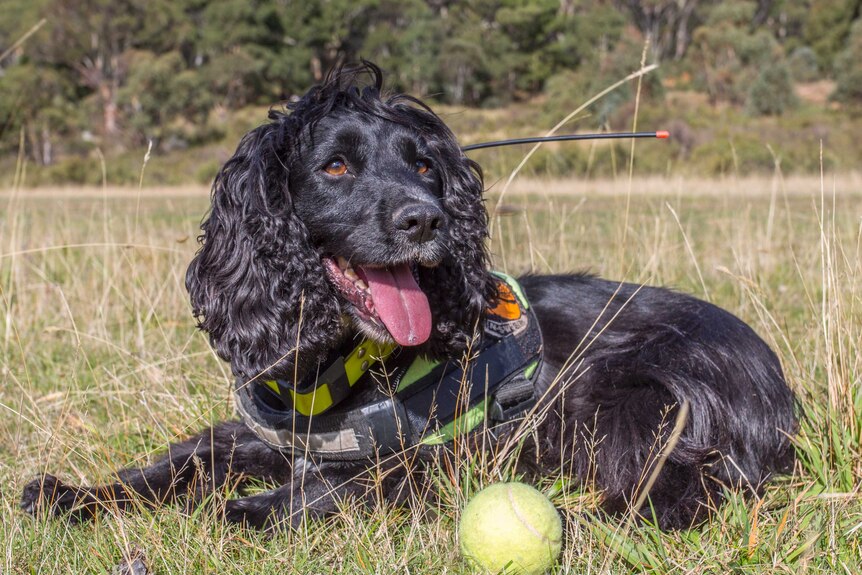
[461,130,669,152]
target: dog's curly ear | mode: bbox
[423,143,498,357]
[185,115,342,381]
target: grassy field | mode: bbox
[1,173,860,573]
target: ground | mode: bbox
[1,174,860,573]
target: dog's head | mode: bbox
[186,62,497,381]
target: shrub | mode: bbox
[747,62,797,116]
[689,135,775,175]
[788,46,821,82]
[832,21,862,104]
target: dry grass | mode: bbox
[0,185,210,199]
[492,173,862,199]
[1,173,861,573]
[6,173,860,201]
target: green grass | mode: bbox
[1,173,861,573]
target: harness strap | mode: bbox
[234,273,543,460]
[260,339,396,417]
[236,387,410,457]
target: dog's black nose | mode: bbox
[393,203,443,243]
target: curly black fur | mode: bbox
[185,63,497,381]
[22,62,796,531]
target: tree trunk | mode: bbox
[99,82,118,135]
[615,0,701,61]
[311,56,323,82]
[674,0,698,60]
[27,123,43,165]
[752,0,774,27]
[41,124,52,165]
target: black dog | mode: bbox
[22,63,796,530]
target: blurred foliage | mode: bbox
[803,0,862,71]
[747,62,797,116]
[0,0,861,180]
[689,2,784,106]
[787,46,821,82]
[832,20,862,104]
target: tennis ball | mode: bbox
[458,482,562,575]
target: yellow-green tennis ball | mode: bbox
[458,482,562,575]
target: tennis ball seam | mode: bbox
[506,484,560,545]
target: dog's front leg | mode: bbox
[222,457,414,530]
[21,421,291,522]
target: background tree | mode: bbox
[689,1,791,108]
[612,0,706,61]
[362,0,443,97]
[39,0,189,140]
[0,64,80,164]
[804,0,862,71]
[1,0,860,169]
[832,19,862,103]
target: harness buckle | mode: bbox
[489,368,540,423]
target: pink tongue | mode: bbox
[360,264,432,346]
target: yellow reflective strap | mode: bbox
[523,359,540,379]
[261,339,397,417]
[397,356,440,392]
[343,340,397,386]
[289,383,334,416]
[420,400,488,446]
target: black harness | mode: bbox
[234,273,543,461]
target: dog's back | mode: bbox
[520,273,795,527]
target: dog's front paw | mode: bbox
[21,473,89,522]
[222,497,297,532]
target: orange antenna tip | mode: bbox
[656,130,670,139]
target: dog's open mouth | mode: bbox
[323,256,432,346]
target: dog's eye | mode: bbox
[324,160,348,176]
[415,159,430,174]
